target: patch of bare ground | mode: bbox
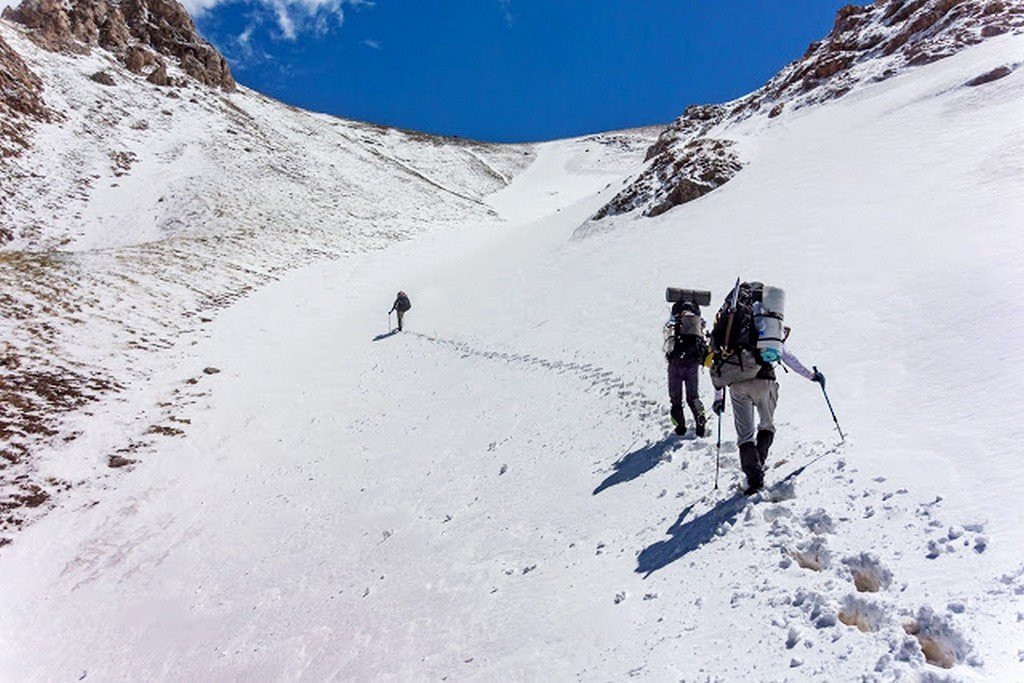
[0,362,117,538]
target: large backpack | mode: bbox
[708,281,764,389]
[395,293,411,312]
[663,304,706,363]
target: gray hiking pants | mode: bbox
[729,377,778,445]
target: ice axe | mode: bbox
[814,365,845,442]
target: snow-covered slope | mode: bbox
[591,0,1024,222]
[0,14,662,534]
[1,20,1022,680]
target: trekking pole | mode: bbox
[388,311,392,333]
[714,413,722,490]
[813,366,845,442]
[714,388,725,490]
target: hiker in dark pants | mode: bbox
[664,300,708,437]
[389,291,411,331]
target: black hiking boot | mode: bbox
[693,413,707,438]
[756,429,774,467]
[670,404,686,436]
[739,442,763,496]
[689,400,707,438]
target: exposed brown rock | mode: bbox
[593,138,741,220]
[146,63,169,86]
[0,33,55,158]
[4,0,235,90]
[125,44,156,73]
[965,64,1013,85]
[89,70,115,85]
[768,102,785,118]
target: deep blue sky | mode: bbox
[194,1,849,142]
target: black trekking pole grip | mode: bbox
[813,366,845,442]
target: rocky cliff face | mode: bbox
[0,33,54,159]
[592,0,1024,221]
[2,0,234,90]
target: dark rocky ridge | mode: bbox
[2,0,234,90]
[0,33,56,159]
[593,0,1024,221]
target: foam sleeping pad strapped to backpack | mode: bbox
[665,288,712,306]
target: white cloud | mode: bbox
[498,0,514,27]
[183,0,373,42]
[273,0,297,40]
[361,38,380,49]
[180,0,228,15]
[238,25,255,48]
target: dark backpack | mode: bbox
[708,282,764,388]
[395,294,411,312]
[664,305,706,363]
[710,282,759,354]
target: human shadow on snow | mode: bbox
[372,330,400,342]
[635,463,816,577]
[593,436,678,495]
[635,497,747,577]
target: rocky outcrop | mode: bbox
[591,0,1024,221]
[593,138,741,219]
[2,0,235,90]
[759,0,1024,108]
[965,63,1015,84]
[0,32,55,160]
[89,70,116,85]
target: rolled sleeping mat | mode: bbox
[755,285,786,354]
[665,288,712,306]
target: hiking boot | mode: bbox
[689,400,707,438]
[739,442,763,495]
[694,413,707,438]
[670,404,686,435]
[756,429,774,467]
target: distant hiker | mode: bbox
[707,280,825,495]
[389,290,411,331]
[663,299,708,437]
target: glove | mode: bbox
[760,348,781,363]
[712,398,726,415]
[812,370,826,388]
